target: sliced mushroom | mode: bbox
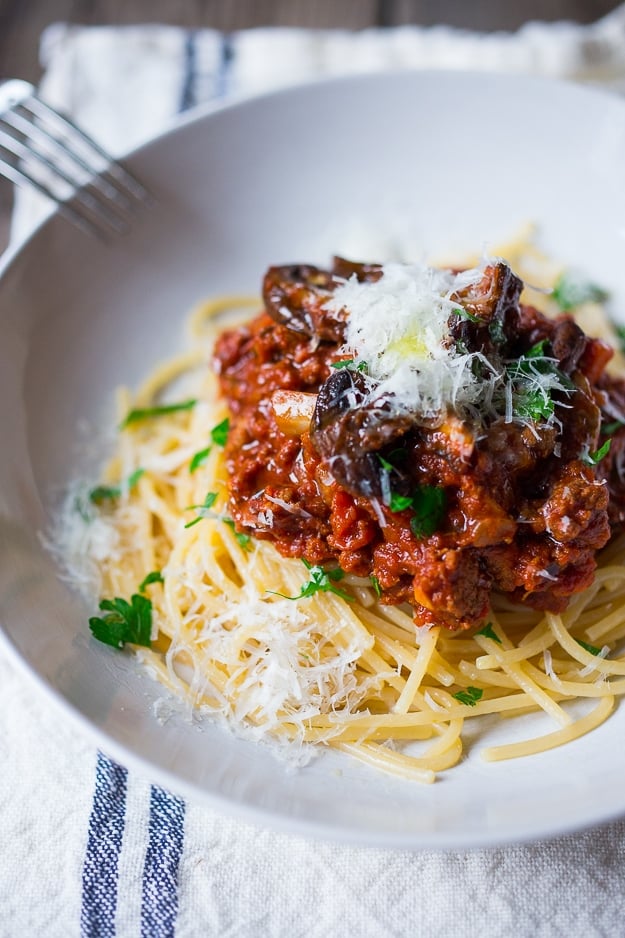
[262,264,346,341]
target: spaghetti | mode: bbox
[64,254,625,783]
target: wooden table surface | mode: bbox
[0,0,619,250]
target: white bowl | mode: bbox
[2,71,625,849]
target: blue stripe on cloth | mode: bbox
[215,33,234,99]
[81,752,128,938]
[179,30,198,112]
[141,786,186,938]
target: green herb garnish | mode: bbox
[378,455,395,472]
[184,491,219,528]
[514,387,555,423]
[188,419,229,472]
[386,482,446,537]
[582,439,611,466]
[389,492,414,513]
[89,593,152,649]
[454,306,480,323]
[603,420,624,435]
[120,399,197,429]
[210,418,230,447]
[370,575,382,598]
[223,517,252,550]
[189,446,211,473]
[139,570,164,592]
[506,346,574,424]
[475,622,502,644]
[88,468,145,504]
[576,638,604,657]
[330,359,368,372]
[452,686,483,707]
[409,486,447,538]
[552,273,608,312]
[526,339,548,358]
[269,560,354,603]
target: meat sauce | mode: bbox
[213,259,625,630]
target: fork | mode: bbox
[0,79,150,239]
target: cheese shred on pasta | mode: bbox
[60,264,625,783]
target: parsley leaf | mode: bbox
[452,686,483,707]
[553,273,609,312]
[330,359,368,372]
[390,492,414,513]
[189,446,211,473]
[139,570,164,592]
[385,482,446,537]
[184,491,219,528]
[576,638,604,657]
[120,399,197,429]
[582,439,611,465]
[89,468,145,504]
[514,387,555,422]
[89,593,152,649]
[475,622,502,643]
[223,517,252,550]
[269,560,354,602]
[506,347,573,424]
[409,487,447,538]
[454,306,480,323]
[210,418,230,447]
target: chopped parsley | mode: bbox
[386,482,447,538]
[576,638,604,657]
[452,686,483,707]
[210,417,230,447]
[552,273,608,312]
[184,491,218,528]
[453,306,480,323]
[603,420,625,435]
[582,439,611,466]
[370,575,382,598]
[506,344,574,424]
[330,359,368,372]
[223,517,252,550]
[139,570,164,592]
[269,560,354,602]
[389,492,414,513]
[120,399,197,429]
[188,419,230,472]
[88,468,145,504]
[89,593,152,649]
[409,487,447,538]
[475,622,502,644]
[526,339,548,358]
[189,446,211,473]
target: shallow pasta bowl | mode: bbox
[2,71,625,849]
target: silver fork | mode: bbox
[0,79,150,239]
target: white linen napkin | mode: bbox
[5,10,625,937]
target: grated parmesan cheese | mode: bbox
[323,260,574,431]
[325,262,487,418]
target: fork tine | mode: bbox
[0,122,131,235]
[0,143,111,241]
[24,95,150,202]
[2,107,138,215]
[0,78,150,239]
